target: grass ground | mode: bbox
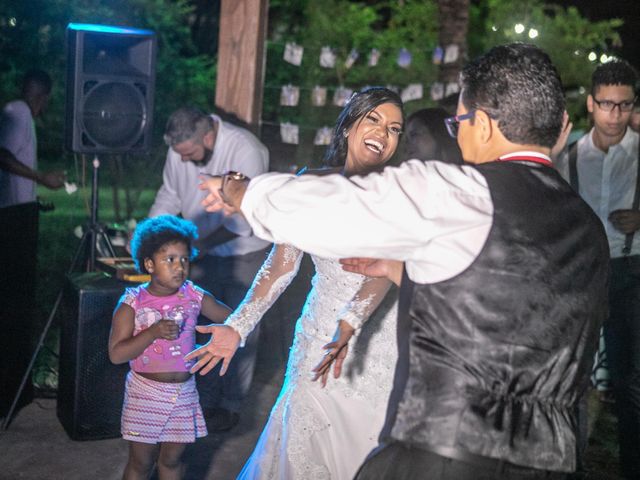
[31,184,623,478]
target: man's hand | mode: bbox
[37,170,66,189]
[550,111,573,161]
[609,209,640,235]
[184,324,241,376]
[312,320,355,387]
[340,258,403,286]
[198,174,248,216]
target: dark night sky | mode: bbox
[551,0,640,69]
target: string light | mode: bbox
[514,23,525,34]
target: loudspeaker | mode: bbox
[57,272,131,440]
[64,23,157,154]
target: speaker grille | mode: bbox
[57,272,130,440]
[81,81,147,149]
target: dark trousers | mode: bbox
[0,203,38,418]
[355,443,567,480]
[189,247,269,413]
[605,256,640,479]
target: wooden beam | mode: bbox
[215,0,269,126]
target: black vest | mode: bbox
[382,161,609,472]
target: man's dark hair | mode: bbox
[130,215,199,274]
[324,86,404,167]
[22,69,52,96]
[460,43,564,149]
[164,106,214,146]
[591,59,638,96]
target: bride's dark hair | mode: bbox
[323,87,404,167]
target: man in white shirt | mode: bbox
[149,106,270,430]
[0,69,65,418]
[191,44,609,479]
[555,59,640,479]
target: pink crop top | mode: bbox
[120,280,204,373]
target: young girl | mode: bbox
[109,215,231,480]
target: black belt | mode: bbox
[410,443,538,474]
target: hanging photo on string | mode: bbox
[319,46,337,68]
[314,127,333,146]
[311,86,327,107]
[280,122,299,144]
[444,44,459,64]
[280,85,300,107]
[333,87,354,107]
[284,42,304,66]
[430,82,445,101]
[397,48,412,68]
[368,48,380,67]
[401,84,423,103]
[344,49,359,69]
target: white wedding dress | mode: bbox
[226,244,398,480]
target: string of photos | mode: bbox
[265,41,462,145]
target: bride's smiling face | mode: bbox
[344,102,403,174]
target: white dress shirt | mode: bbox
[0,100,37,208]
[555,128,640,258]
[150,114,270,257]
[241,158,495,284]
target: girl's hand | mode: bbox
[152,319,180,340]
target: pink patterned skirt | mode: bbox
[121,371,207,444]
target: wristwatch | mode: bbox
[220,170,249,205]
[224,171,248,182]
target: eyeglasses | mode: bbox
[444,111,476,138]
[593,97,637,113]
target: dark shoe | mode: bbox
[203,407,240,432]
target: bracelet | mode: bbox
[220,171,249,204]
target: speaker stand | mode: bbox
[1,155,115,431]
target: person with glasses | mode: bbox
[555,58,640,480]
[193,43,609,479]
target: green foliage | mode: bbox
[264,0,440,166]
[470,0,623,130]
[0,0,215,165]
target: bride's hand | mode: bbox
[312,320,355,387]
[184,324,241,375]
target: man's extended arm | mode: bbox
[200,161,494,283]
[0,147,64,189]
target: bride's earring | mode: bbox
[343,131,349,138]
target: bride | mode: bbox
[187,87,404,479]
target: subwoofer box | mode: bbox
[57,272,132,440]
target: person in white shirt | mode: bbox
[0,69,65,207]
[0,69,65,418]
[555,59,640,480]
[149,106,270,431]
[190,44,609,479]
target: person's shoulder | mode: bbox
[1,100,31,121]
[184,280,205,300]
[216,116,266,150]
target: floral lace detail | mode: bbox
[240,254,398,479]
[225,244,303,345]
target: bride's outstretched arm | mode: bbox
[313,276,393,385]
[185,243,303,375]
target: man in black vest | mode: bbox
[191,43,609,479]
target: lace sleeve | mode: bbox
[225,243,303,346]
[338,277,393,331]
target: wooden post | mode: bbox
[215,0,269,127]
